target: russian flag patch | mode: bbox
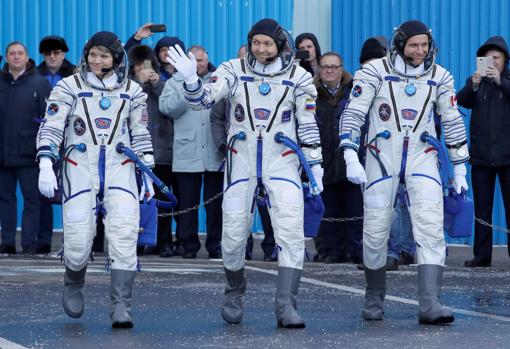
[305,99,316,111]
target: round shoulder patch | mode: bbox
[378,103,391,121]
[47,103,59,116]
[352,85,362,97]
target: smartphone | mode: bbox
[149,24,166,33]
[143,60,152,70]
[476,56,493,77]
[295,50,310,61]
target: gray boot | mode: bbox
[417,264,454,324]
[111,269,136,328]
[222,268,246,324]
[275,267,305,329]
[63,266,87,318]
[362,267,386,320]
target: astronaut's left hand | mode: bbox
[140,174,156,201]
[166,45,199,85]
[453,163,469,194]
[311,165,324,193]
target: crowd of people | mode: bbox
[0,17,508,328]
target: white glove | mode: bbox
[453,163,469,194]
[38,157,58,198]
[166,45,198,85]
[311,165,324,193]
[140,174,155,201]
[344,148,367,184]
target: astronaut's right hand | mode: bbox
[344,148,367,185]
[38,157,58,198]
[166,45,199,85]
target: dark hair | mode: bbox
[319,51,343,64]
[6,41,28,55]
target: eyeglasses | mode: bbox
[319,65,342,71]
[43,50,63,57]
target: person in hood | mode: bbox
[458,36,510,268]
[166,18,323,329]
[340,20,469,324]
[36,31,154,328]
[295,32,322,76]
[0,42,51,255]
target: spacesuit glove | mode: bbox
[38,157,58,198]
[344,148,367,185]
[139,174,156,201]
[310,165,324,193]
[453,163,469,194]
[166,45,199,85]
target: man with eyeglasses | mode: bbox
[313,52,363,265]
[340,20,469,324]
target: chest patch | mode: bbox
[378,103,391,121]
[234,104,245,122]
[254,108,270,120]
[401,109,417,120]
[281,110,291,123]
[74,118,86,136]
[95,117,112,129]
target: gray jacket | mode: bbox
[139,79,174,165]
[159,72,224,172]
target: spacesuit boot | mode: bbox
[110,269,136,328]
[362,267,386,320]
[222,268,246,324]
[275,267,305,329]
[417,264,454,324]
[62,266,87,318]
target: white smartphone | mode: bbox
[476,56,494,77]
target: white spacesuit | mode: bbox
[36,31,154,328]
[167,18,323,328]
[340,21,469,324]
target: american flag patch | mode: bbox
[305,99,316,111]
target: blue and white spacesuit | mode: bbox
[340,20,469,324]
[37,31,154,328]
[167,18,323,328]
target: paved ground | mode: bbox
[0,235,509,349]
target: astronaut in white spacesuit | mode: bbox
[37,31,154,328]
[339,20,469,324]
[167,18,323,328]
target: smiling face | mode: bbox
[403,34,429,66]
[87,46,113,76]
[251,34,278,63]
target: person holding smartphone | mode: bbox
[457,36,510,268]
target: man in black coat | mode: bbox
[313,51,362,264]
[0,42,51,254]
[457,36,510,267]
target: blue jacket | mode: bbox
[0,60,51,166]
[159,71,223,173]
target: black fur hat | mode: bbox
[39,36,69,53]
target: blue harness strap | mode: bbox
[395,135,411,208]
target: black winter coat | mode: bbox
[0,60,51,166]
[457,37,510,167]
[315,72,353,184]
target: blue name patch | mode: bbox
[95,117,112,129]
[401,109,417,120]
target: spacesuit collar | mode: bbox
[252,57,283,75]
[86,71,119,89]
[393,54,425,76]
